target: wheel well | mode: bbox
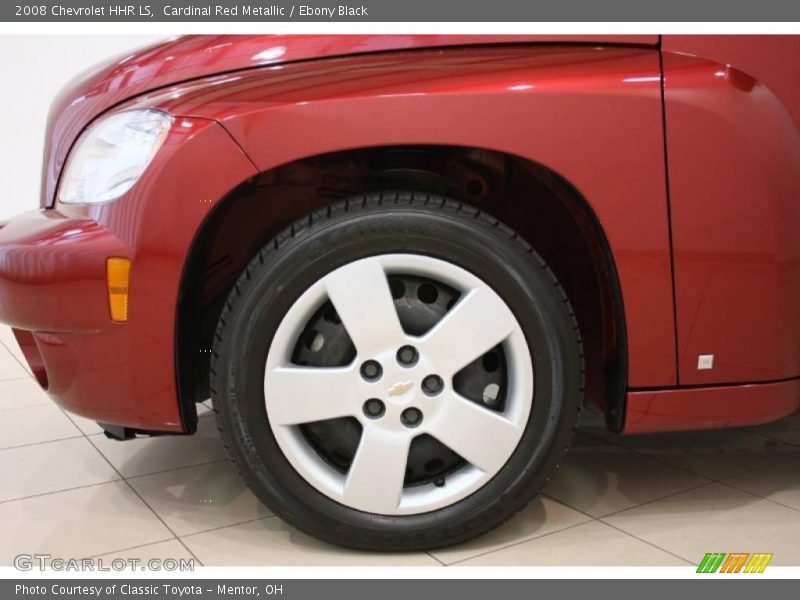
[176,145,628,432]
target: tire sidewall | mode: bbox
[214,198,582,549]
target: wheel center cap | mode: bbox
[387,379,414,399]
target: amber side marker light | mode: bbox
[106,257,131,322]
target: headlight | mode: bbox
[57,109,172,204]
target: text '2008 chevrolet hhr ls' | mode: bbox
[0,35,798,550]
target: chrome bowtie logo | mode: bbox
[388,380,413,397]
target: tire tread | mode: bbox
[211,191,585,550]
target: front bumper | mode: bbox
[0,210,154,428]
[0,117,258,434]
[0,210,125,331]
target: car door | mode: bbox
[662,35,800,385]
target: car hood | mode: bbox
[41,34,658,206]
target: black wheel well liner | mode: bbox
[175,145,628,434]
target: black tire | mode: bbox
[211,191,584,551]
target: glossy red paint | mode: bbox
[13,330,48,388]
[42,34,657,208]
[0,118,257,430]
[0,212,126,332]
[662,35,800,128]
[662,45,800,386]
[0,35,797,437]
[625,380,800,434]
[134,45,676,388]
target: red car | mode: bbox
[0,34,798,551]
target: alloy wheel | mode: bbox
[263,253,534,515]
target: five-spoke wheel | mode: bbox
[265,254,533,514]
[212,193,583,550]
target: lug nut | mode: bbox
[360,360,382,382]
[363,398,386,419]
[401,407,423,428]
[396,345,419,367]
[422,374,444,396]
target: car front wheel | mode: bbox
[212,192,584,550]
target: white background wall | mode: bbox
[0,35,166,220]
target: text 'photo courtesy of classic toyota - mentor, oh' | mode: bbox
[0,34,797,551]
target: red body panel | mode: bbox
[661,39,800,386]
[0,213,125,331]
[42,34,657,208]
[662,36,800,129]
[0,35,796,435]
[134,45,676,388]
[626,379,800,434]
[0,119,257,430]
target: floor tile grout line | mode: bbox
[542,460,775,567]
[0,432,100,453]
[89,537,179,560]
[740,427,800,449]
[52,404,197,566]
[537,493,695,566]
[585,421,800,450]
[0,375,35,385]
[0,456,232,506]
[0,400,74,416]
[0,339,34,377]
[0,400,54,413]
[166,436,797,563]
[123,458,231,481]
[580,468,800,563]
[719,453,800,482]
[1,464,792,563]
[81,411,217,440]
[0,329,208,563]
[81,431,206,567]
[443,519,594,566]
[0,434,85,452]
[110,463,280,547]
[164,513,280,542]
[544,494,697,566]
[715,478,800,515]
[28,387,216,566]
[436,495,597,566]
[2,361,793,567]
[597,519,694,566]
[121,485,207,568]
[0,352,27,370]
[646,450,796,486]
[177,515,278,540]
[604,434,800,490]
[578,426,800,485]
[0,477,124,506]
[424,551,446,566]
[119,481,205,568]
[580,480,716,520]
[543,428,722,517]
[714,447,800,483]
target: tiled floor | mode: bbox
[1,325,799,567]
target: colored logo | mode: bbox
[697,552,773,573]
